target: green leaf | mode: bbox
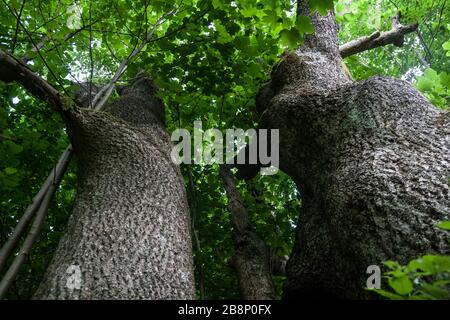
[371,289,404,300]
[437,221,450,231]
[240,6,258,18]
[247,62,262,77]
[4,167,17,175]
[443,41,450,56]
[262,10,280,28]
[440,72,450,88]
[309,0,334,15]
[419,283,449,300]
[215,21,233,44]
[279,28,302,49]
[421,283,449,300]
[4,140,23,155]
[296,15,314,35]
[211,0,223,9]
[383,260,401,270]
[388,274,413,295]
[407,255,450,274]
[416,68,439,92]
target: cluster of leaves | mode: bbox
[372,222,450,300]
[415,35,450,109]
[416,68,450,109]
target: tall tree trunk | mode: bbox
[252,2,450,299]
[34,77,195,299]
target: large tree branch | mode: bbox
[0,49,65,112]
[340,17,418,58]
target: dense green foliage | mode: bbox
[0,0,449,299]
[371,222,450,300]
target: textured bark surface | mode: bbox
[252,2,450,299]
[220,166,276,300]
[34,77,194,299]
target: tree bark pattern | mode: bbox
[253,2,450,299]
[34,78,194,299]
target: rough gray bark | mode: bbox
[250,2,450,299]
[220,166,276,300]
[34,77,195,299]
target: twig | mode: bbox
[11,0,26,54]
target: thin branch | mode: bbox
[386,0,399,10]
[28,7,64,34]
[0,145,72,299]
[1,0,71,100]
[428,0,447,50]
[102,34,120,62]
[416,29,433,64]
[11,0,26,54]
[0,145,72,274]
[92,7,178,110]
[0,134,18,142]
[27,0,63,56]
[23,19,101,64]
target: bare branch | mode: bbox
[0,145,72,274]
[339,18,418,58]
[0,145,72,298]
[11,0,26,54]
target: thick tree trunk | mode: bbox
[34,77,195,299]
[253,3,450,299]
